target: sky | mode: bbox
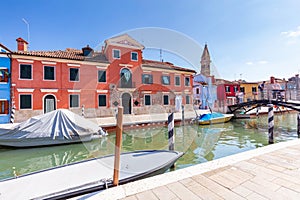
[1,0,300,82]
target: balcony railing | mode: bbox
[117,82,136,88]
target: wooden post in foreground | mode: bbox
[113,106,123,186]
[181,105,185,126]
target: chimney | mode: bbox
[16,37,28,51]
[82,45,94,57]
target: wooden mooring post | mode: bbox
[181,105,185,126]
[268,105,274,144]
[113,106,123,186]
[297,113,300,138]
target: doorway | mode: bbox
[121,93,131,114]
[44,95,56,113]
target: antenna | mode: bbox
[22,18,30,49]
[160,48,163,62]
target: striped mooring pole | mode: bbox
[268,105,274,144]
[297,113,300,138]
[168,112,175,151]
[10,105,15,123]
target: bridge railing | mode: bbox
[235,88,299,103]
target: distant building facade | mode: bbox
[0,44,11,123]
[239,81,259,101]
[216,79,240,107]
[8,34,195,122]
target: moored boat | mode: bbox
[198,112,234,125]
[0,109,107,147]
[0,150,183,199]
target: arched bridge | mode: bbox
[228,100,300,114]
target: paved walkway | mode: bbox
[77,139,300,200]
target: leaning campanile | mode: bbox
[200,44,211,76]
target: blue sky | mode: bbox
[1,0,300,81]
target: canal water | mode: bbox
[0,112,298,181]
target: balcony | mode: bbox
[117,82,136,89]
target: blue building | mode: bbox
[193,74,217,110]
[0,44,11,123]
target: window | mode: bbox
[175,76,180,86]
[252,87,257,92]
[196,88,200,94]
[98,70,106,82]
[69,94,79,108]
[234,86,238,92]
[240,87,245,93]
[20,94,32,109]
[186,96,190,104]
[142,74,153,84]
[144,95,151,106]
[185,77,190,86]
[161,75,170,85]
[98,95,106,107]
[20,64,32,79]
[163,95,169,105]
[0,100,9,114]
[113,49,120,59]
[44,66,55,80]
[69,68,79,81]
[0,69,9,82]
[131,52,138,61]
[225,86,230,93]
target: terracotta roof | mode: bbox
[16,37,28,44]
[142,59,196,73]
[12,49,108,63]
[215,78,239,85]
[0,43,11,52]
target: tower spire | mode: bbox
[200,43,211,76]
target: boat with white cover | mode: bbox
[0,150,183,199]
[0,109,107,147]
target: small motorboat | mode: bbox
[197,112,234,125]
[0,109,107,147]
[0,150,184,199]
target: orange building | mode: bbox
[10,34,196,122]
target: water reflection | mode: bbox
[0,113,298,180]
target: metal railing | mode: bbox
[117,82,136,88]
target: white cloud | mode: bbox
[281,26,300,38]
[245,60,268,65]
[258,60,268,64]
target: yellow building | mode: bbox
[239,82,259,102]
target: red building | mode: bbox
[216,79,240,106]
[10,34,196,122]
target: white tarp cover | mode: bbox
[0,109,100,140]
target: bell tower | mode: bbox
[200,44,211,76]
